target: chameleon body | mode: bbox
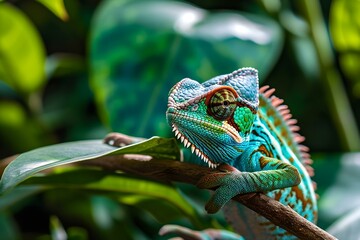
[164,68,317,239]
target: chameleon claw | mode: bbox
[197,165,245,213]
[205,183,241,214]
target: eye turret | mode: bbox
[207,88,237,121]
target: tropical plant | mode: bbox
[1,0,360,239]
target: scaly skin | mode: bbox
[163,68,317,239]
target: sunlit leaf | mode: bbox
[330,0,360,97]
[37,0,68,21]
[89,0,283,137]
[0,4,46,94]
[0,137,180,193]
[0,101,26,127]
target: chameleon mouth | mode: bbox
[171,123,219,168]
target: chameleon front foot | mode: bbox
[197,164,247,214]
[103,132,145,147]
[159,224,243,240]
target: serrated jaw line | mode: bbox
[171,124,219,168]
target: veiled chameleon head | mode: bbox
[166,68,259,167]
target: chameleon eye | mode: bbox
[207,88,237,121]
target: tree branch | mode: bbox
[85,155,336,240]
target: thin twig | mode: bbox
[85,155,336,240]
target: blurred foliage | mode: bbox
[89,0,283,137]
[330,0,360,98]
[0,4,46,94]
[0,0,360,239]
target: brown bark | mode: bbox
[85,155,336,240]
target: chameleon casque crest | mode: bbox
[165,68,317,239]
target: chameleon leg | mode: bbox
[159,224,244,240]
[197,152,301,213]
[103,132,145,147]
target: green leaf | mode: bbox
[89,0,283,137]
[0,137,180,193]
[23,167,203,227]
[327,207,360,240]
[313,153,360,228]
[0,101,26,127]
[36,0,68,21]
[0,212,20,240]
[330,0,360,97]
[0,186,44,211]
[0,4,46,94]
[66,227,88,240]
[44,191,150,239]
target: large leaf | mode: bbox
[0,3,46,94]
[0,137,180,193]
[89,0,283,137]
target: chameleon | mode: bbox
[105,68,317,239]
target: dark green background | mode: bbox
[1,0,360,239]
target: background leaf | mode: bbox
[330,0,360,97]
[313,153,360,228]
[327,207,360,240]
[0,212,20,240]
[89,0,283,137]
[0,3,46,95]
[0,101,50,156]
[22,167,204,227]
[0,0,360,238]
[0,186,43,211]
[36,0,68,21]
